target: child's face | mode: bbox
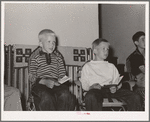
[136,35,145,49]
[94,42,109,61]
[41,34,56,53]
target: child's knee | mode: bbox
[85,91,96,100]
[59,89,71,98]
[85,90,103,102]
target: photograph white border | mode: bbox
[1,1,149,121]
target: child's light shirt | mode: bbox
[80,60,120,91]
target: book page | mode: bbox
[58,75,71,84]
[114,76,124,85]
[103,76,124,88]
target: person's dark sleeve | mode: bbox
[130,55,144,76]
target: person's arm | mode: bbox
[57,52,66,78]
[112,64,120,85]
[130,56,144,76]
[135,72,145,87]
[89,83,101,90]
[136,65,145,85]
[111,65,121,92]
[28,47,42,85]
[56,53,67,86]
[139,65,145,74]
[29,58,38,86]
[80,64,90,91]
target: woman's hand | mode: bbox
[109,86,117,94]
[89,83,101,90]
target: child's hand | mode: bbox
[109,86,117,94]
[136,73,145,87]
[48,81,55,88]
[29,73,36,82]
[54,81,61,86]
[117,83,122,90]
[89,83,101,90]
[139,65,145,73]
[39,78,55,89]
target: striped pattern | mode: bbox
[29,51,66,80]
[4,45,92,110]
[5,45,127,111]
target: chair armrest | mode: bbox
[74,80,82,87]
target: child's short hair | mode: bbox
[92,38,109,50]
[132,31,145,43]
[38,29,56,42]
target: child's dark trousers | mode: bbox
[85,88,143,111]
[31,84,76,111]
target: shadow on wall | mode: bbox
[106,46,117,65]
[106,46,125,75]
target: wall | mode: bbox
[4,3,146,64]
[4,3,98,48]
[101,4,145,65]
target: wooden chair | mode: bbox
[5,44,127,111]
[74,64,127,111]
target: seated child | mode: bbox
[80,38,142,111]
[28,29,75,111]
[126,31,145,110]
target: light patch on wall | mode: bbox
[4,3,98,47]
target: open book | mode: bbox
[39,75,71,88]
[39,77,57,88]
[58,75,71,84]
[114,76,124,85]
[103,76,124,88]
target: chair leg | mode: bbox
[103,106,127,111]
